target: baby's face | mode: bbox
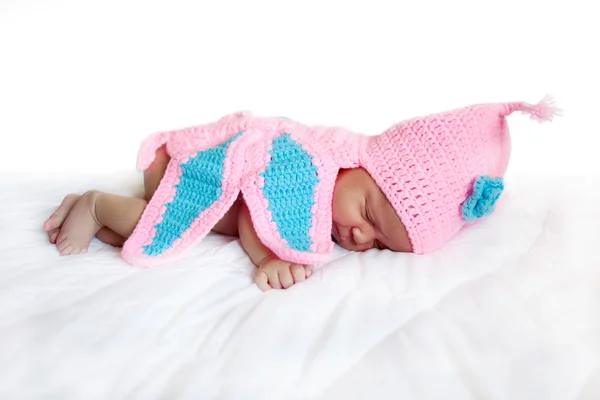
[332,168,412,253]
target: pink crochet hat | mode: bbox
[360,96,560,254]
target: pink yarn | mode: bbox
[122,114,362,267]
[503,95,562,122]
[360,95,561,254]
[122,95,559,267]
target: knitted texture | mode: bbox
[142,133,242,256]
[461,176,505,222]
[122,96,559,266]
[261,133,320,252]
[360,95,560,254]
[121,112,362,267]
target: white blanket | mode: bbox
[1,172,599,399]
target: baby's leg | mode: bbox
[56,191,147,255]
[144,144,170,201]
[96,228,127,247]
[45,145,170,250]
[90,145,170,247]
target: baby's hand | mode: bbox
[254,255,314,291]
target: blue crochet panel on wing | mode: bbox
[261,133,319,252]
[143,132,243,256]
[461,175,504,222]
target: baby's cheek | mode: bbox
[332,200,357,224]
[391,225,414,253]
[331,202,347,224]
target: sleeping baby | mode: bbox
[43,96,559,291]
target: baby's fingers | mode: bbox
[290,264,306,283]
[254,269,271,292]
[305,265,314,278]
[278,267,294,289]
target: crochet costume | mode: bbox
[121,97,559,267]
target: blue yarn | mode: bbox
[261,133,319,252]
[461,175,504,222]
[143,132,243,256]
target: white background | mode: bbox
[1,0,599,180]
[2,2,600,398]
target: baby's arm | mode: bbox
[237,200,272,268]
[238,201,313,291]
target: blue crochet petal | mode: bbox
[260,133,319,252]
[143,132,242,256]
[461,176,504,222]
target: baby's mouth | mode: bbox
[331,223,341,244]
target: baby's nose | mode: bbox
[352,227,374,247]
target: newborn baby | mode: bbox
[43,97,559,291]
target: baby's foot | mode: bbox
[43,194,81,244]
[55,191,102,256]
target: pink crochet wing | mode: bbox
[121,114,361,267]
[121,113,251,267]
[240,121,339,266]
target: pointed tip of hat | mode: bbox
[502,95,563,122]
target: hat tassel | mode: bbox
[504,95,562,122]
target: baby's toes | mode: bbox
[57,238,88,256]
[56,234,77,255]
[43,219,56,232]
[56,233,68,249]
[49,228,60,244]
[59,244,74,256]
[43,214,62,232]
